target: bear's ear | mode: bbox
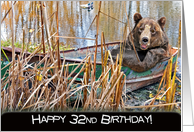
[158,17,166,30]
[134,13,142,24]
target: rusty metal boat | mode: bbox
[59,41,178,92]
[1,41,178,92]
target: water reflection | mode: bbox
[1,1,181,48]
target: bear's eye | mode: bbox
[151,29,156,34]
[139,27,144,33]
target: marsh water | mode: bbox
[1,1,182,71]
[1,1,181,48]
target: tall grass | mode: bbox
[1,1,126,112]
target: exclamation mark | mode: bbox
[150,115,152,124]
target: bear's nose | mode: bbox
[142,37,149,44]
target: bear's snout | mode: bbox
[140,36,150,50]
[142,37,149,44]
[139,24,151,50]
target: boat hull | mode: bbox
[59,42,178,92]
[1,42,178,92]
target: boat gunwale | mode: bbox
[1,41,178,85]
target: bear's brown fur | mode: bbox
[111,13,170,72]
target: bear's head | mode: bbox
[131,13,168,50]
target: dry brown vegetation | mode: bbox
[1,1,181,112]
[1,1,126,112]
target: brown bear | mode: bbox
[111,13,170,72]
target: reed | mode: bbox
[1,48,10,62]
[56,1,61,71]
[43,1,54,63]
[93,1,102,82]
[39,1,46,55]
[1,44,126,112]
[142,54,179,112]
[162,20,180,111]
[1,1,17,24]
[1,1,180,113]
[123,1,140,62]
[166,20,181,111]
[100,11,125,24]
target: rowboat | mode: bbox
[59,41,178,92]
[1,41,178,93]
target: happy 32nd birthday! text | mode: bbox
[31,114,153,125]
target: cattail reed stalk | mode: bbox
[53,57,66,103]
[43,2,54,63]
[101,32,104,75]
[111,65,116,108]
[115,75,126,110]
[39,1,46,55]
[145,68,167,111]
[99,32,105,98]
[114,41,124,110]
[99,50,109,98]
[27,1,32,51]
[165,56,173,110]
[112,17,127,110]
[99,11,125,24]
[10,1,16,111]
[168,83,177,110]
[63,70,68,110]
[33,1,36,45]
[22,27,25,53]
[1,1,17,24]
[93,1,102,81]
[80,15,97,48]
[56,1,61,70]
[96,65,119,110]
[83,57,90,105]
[101,31,107,52]
[101,71,123,110]
[123,2,140,62]
[168,20,181,110]
[50,57,89,98]
[11,0,15,66]
[54,36,96,40]
[1,91,4,110]
[157,68,167,93]
[18,55,24,96]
